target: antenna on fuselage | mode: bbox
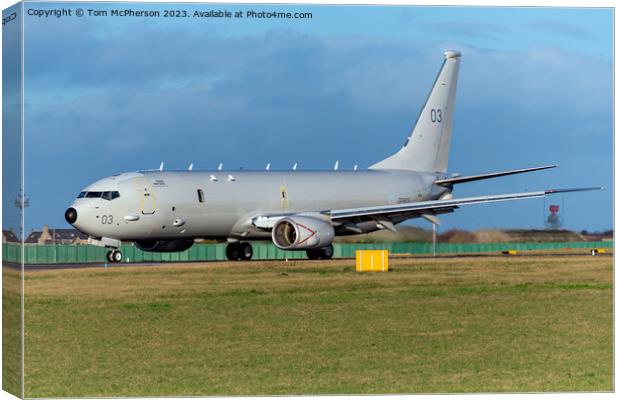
[293,163,298,170]
[159,162,164,171]
[354,164,358,171]
[266,163,271,171]
[334,160,339,171]
[188,163,194,171]
[218,163,223,171]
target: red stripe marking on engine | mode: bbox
[296,222,317,245]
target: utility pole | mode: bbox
[14,192,29,241]
[432,223,437,257]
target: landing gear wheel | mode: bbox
[306,249,319,260]
[226,242,253,261]
[239,242,253,261]
[106,250,114,263]
[112,250,123,263]
[226,242,241,261]
[320,244,334,260]
[306,244,334,260]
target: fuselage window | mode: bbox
[197,189,205,203]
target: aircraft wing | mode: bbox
[251,187,601,232]
[328,187,602,222]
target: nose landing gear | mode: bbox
[106,249,123,263]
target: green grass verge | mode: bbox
[3,267,22,397]
[23,255,612,396]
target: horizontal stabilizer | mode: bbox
[545,187,604,194]
[435,165,557,186]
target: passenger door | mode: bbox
[133,177,156,214]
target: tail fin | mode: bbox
[370,50,461,173]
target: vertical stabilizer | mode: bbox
[370,50,461,173]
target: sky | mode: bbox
[2,2,23,236]
[3,1,614,234]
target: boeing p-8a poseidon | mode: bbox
[65,51,600,263]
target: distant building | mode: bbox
[2,230,19,243]
[25,225,88,245]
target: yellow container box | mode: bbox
[356,250,389,272]
[502,250,518,255]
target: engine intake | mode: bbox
[134,239,194,253]
[272,216,334,250]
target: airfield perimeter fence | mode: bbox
[2,241,614,264]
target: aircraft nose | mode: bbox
[65,207,78,224]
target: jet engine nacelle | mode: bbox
[271,216,335,250]
[133,239,194,253]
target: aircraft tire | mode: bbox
[106,251,114,263]
[112,250,123,263]
[239,242,253,261]
[226,243,241,261]
[306,249,319,260]
[319,244,334,260]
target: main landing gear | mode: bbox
[306,244,334,260]
[226,242,253,261]
[106,249,123,263]
[224,242,334,261]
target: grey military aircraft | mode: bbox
[64,50,600,262]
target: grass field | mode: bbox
[3,266,22,397]
[15,253,613,396]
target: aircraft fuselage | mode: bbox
[68,170,449,242]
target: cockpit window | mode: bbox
[102,191,120,201]
[80,191,120,200]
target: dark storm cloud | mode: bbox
[25,24,612,168]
